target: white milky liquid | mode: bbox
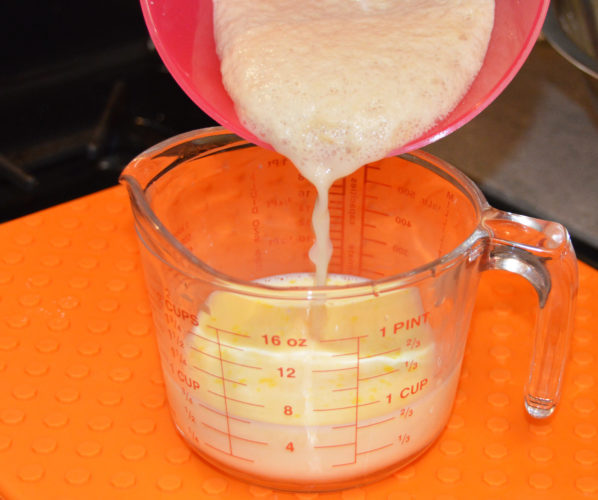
[162,273,460,486]
[164,362,461,485]
[213,0,495,283]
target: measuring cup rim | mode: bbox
[120,127,490,298]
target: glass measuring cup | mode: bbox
[139,0,550,156]
[120,128,577,492]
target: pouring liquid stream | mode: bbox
[213,0,495,285]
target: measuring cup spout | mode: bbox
[120,128,254,280]
[119,133,206,278]
[119,161,177,272]
[119,144,164,243]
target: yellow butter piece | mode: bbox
[186,274,434,426]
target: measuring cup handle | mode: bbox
[481,208,578,418]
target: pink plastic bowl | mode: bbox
[141,0,549,155]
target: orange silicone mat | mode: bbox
[0,186,596,500]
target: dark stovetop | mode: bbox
[0,1,217,221]
[2,4,597,265]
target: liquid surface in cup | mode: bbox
[165,273,459,483]
[213,0,495,283]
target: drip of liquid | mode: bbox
[308,186,332,285]
[213,0,495,284]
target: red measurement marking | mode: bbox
[208,391,265,408]
[356,442,394,456]
[406,338,421,349]
[314,404,359,412]
[202,422,268,446]
[363,237,387,245]
[333,386,357,392]
[357,400,380,408]
[332,461,358,468]
[193,366,246,386]
[331,351,357,357]
[204,443,254,463]
[359,368,400,381]
[312,366,357,373]
[314,442,355,449]
[364,180,392,188]
[398,434,411,444]
[332,422,355,430]
[400,408,414,418]
[353,338,361,466]
[358,169,367,275]
[191,348,261,370]
[360,268,385,277]
[319,335,368,343]
[359,347,402,360]
[197,402,251,424]
[363,223,377,229]
[207,325,250,338]
[189,333,244,352]
[357,416,395,429]
[406,360,419,372]
[365,208,389,217]
[214,329,233,456]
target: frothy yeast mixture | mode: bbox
[213,0,495,283]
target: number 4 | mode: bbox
[286,442,295,452]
